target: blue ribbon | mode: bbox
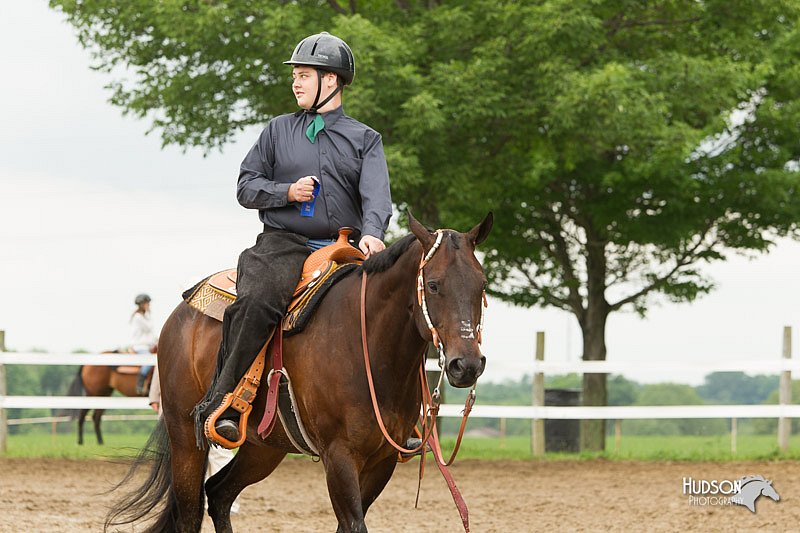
[300,177,321,217]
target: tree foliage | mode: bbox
[752,379,800,434]
[626,383,727,435]
[697,372,779,405]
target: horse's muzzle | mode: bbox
[446,355,486,388]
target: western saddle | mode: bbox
[186,228,366,448]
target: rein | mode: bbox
[359,231,488,533]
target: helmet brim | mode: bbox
[284,61,353,85]
[284,60,334,67]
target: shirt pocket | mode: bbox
[334,156,363,187]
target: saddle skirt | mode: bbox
[182,228,364,335]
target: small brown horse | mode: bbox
[66,354,152,445]
[105,213,492,533]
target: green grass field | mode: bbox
[3,432,153,460]
[5,430,800,461]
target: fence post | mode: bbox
[731,418,737,456]
[532,331,545,458]
[778,326,792,453]
[0,330,7,455]
[614,419,622,454]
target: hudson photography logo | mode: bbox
[682,475,780,513]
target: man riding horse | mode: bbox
[194,32,407,447]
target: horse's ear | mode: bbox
[408,210,435,250]
[467,212,493,247]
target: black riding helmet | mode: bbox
[284,32,355,112]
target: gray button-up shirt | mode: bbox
[237,106,392,240]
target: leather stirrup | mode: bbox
[204,330,273,449]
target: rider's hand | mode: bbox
[288,176,317,203]
[150,402,160,412]
[359,235,385,258]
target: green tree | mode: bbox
[440,376,534,436]
[697,372,779,405]
[752,379,800,434]
[51,0,800,450]
[627,383,726,435]
[545,373,581,389]
[608,375,639,406]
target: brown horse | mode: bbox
[105,212,492,533]
[66,354,153,445]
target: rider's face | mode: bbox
[292,67,336,110]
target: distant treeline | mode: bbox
[4,356,154,435]
[440,372,797,437]
[4,357,798,436]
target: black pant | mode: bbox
[193,229,310,432]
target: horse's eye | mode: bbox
[427,281,439,294]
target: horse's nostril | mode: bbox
[448,358,465,376]
[448,356,486,379]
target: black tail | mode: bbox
[104,420,178,532]
[59,367,85,418]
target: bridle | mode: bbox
[415,230,488,404]
[359,230,488,532]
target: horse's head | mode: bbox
[761,480,780,502]
[408,211,493,388]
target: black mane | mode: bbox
[360,234,417,274]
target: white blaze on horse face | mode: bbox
[460,320,475,339]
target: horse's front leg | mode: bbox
[206,442,287,533]
[323,443,368,533]
[358,453,397,516]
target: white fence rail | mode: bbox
[0,352,156,366]
[0,395,151,410]
[0,351,796,417]
[526,359,800,374]
[0,328,797,456]
[3,392,799,420]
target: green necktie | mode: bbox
[306,114,325,143]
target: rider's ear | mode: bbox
[467,212,493,247]
[408,210,435,250]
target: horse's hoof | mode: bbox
[400,437,425,458]
[215,419,240,442]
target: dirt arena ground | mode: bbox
[1,457,798,532]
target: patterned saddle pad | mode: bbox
[182,261,358,336]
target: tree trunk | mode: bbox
[579,237,609,452]
[580,312,608,451]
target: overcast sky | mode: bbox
[2,2,800,385]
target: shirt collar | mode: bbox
[296,105,345,128]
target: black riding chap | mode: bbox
[193,229,310,444]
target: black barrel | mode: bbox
[545,388,581,452]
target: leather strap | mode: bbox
[430,429,470,532]
[361,272,437,454]
[360,270,472,532]
[420,368,475,467]
[258,328,284,438]
[204,332,273,449]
